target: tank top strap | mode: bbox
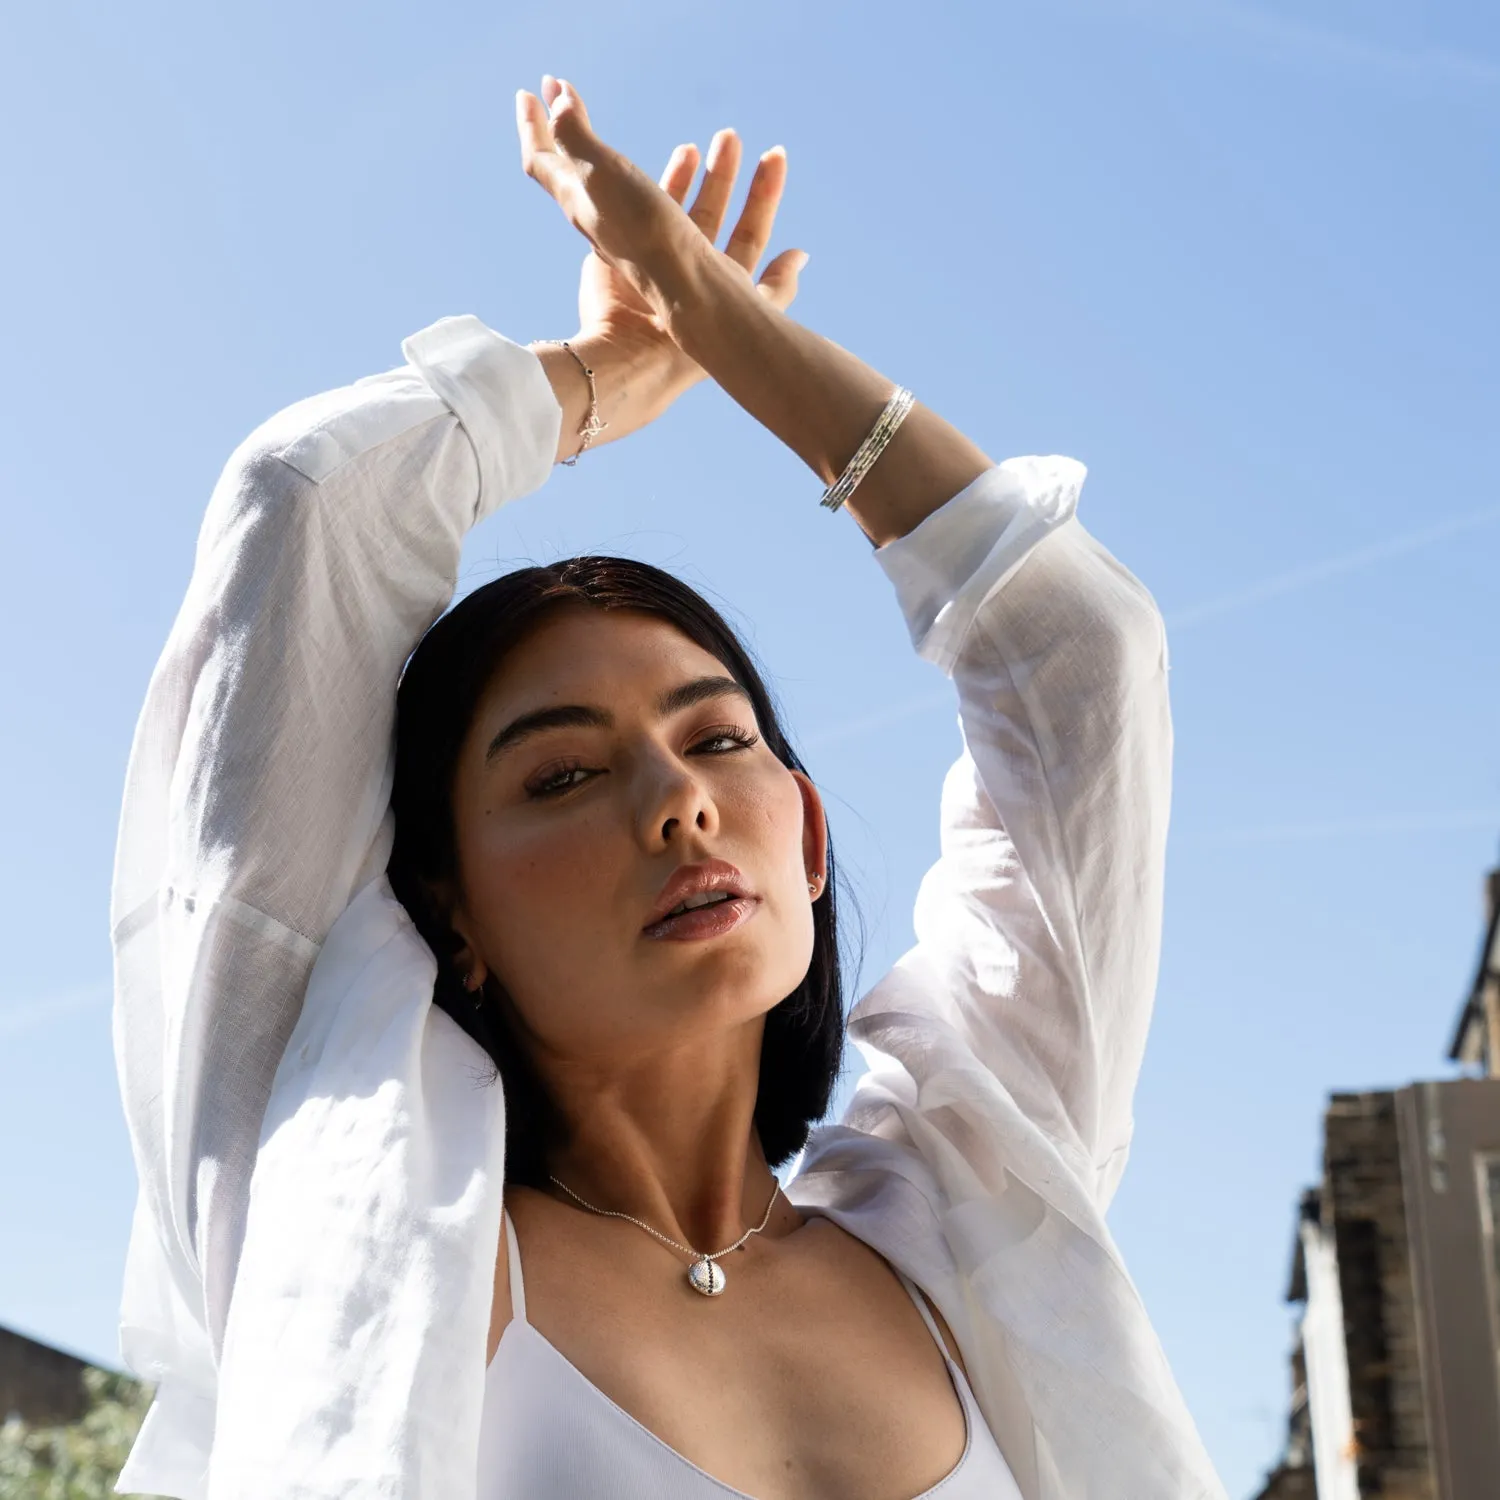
[502,1207,527,1324]
[896,1271,949,1361]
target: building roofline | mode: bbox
[1286,1188,1318,1304]
[1448,884,1500,1063]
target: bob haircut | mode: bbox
[388,556,846,1188]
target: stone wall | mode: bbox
[1322,1091,1434,1499]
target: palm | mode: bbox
[578,247,665,339]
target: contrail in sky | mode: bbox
[1163,502,1500,629]
[1071,0,1500,87]
[0,983,111,1043]
[807,501,1500,751]
[1198,809,1500,846]
[803,690,954,751]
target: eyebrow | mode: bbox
[484,675,750,763]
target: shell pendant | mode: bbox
[688,1258,726,1297]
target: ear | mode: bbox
[430,878,489,992]
[451,914,490,991]
[789,769,829,892]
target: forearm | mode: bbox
[661,255,995,547]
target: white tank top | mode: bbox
[478,1209,1022,1499]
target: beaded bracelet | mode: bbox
[554,340,607,465]
[820,385,917,512]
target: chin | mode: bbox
[656,934,809,1022]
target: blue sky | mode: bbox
[2,2,1496,1494]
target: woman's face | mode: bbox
[448,606,826,1068]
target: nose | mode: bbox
[635,750,718,849]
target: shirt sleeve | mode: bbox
[108,316,561,1483]
[860,455,1172,1209]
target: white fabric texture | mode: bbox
[478,1210,1023,1498]
[109,313,1227,1499]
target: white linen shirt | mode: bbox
[110,314,1227,1500]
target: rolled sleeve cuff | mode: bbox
[400,315,562,525]
[875,455,1086,676]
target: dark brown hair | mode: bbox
[388,557,846,1187]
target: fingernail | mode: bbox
[761,145,787,162]
[796,251,811,270]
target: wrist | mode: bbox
[529,338,596,464]
[530,329,687,464]
[571,328,687,429]
[654,250,768,370]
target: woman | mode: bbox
[111,76,1225,1499]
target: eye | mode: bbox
[522,726,757,798]
[524,761,599,799]
[690,725,760,755]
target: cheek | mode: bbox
[757,769,809,861]
[739,772,819,991]
[458,805,618,978]
[725,765,812,903]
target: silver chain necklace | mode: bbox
[547,1173,781,1297]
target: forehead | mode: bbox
[478,605,730,713]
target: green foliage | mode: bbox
[0,1366,162,1500]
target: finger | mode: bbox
[517,88,583,206]
[755,247,809,312]
[543,75,599,159]
[659,143,701,205]
[686,128,743,242]
[515,89,559,175]
[724,145,787,274]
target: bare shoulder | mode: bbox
[792,1213,970,1381]
[489,1184,576,1362]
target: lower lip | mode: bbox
[642,896,759,942]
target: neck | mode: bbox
[541,1016,784,1253]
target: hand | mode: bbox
[516,76,808,442]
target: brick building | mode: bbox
[1252,865,1500,1499]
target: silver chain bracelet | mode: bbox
[820,385,917,512]
[554,340,607,466]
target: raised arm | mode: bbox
[110,321,559,1425]
[519,78,1169,1204]
[882,467,1171,1204]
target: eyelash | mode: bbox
[524,725,761,800]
